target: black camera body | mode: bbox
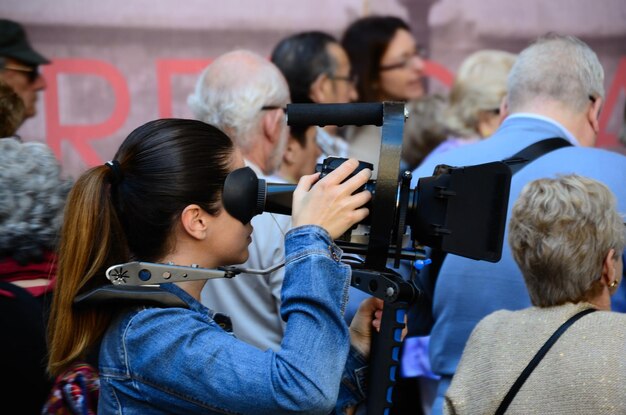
[317,157,375,223]
[224,102,511,265]
[224,152,511,266]
[316,156,374,179]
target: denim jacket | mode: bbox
[98,225,368,414]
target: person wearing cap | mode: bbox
[0,19,49,126]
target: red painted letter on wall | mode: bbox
[598,57,626,148]
[156,59,212,118]
[424,60,454,88]
[43,59,130,167]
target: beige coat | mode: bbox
[445,302,626,414]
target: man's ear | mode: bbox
[261,109,284,145]
[309,73,330,103]
[179,204,210,240]
[588,96,603,135]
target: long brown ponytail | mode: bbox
[47,166,128,376]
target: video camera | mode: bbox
[223,102,511,265]
[221,102,512,414]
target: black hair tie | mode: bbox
[105,160,123,185]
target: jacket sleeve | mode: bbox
[116,225,353,415]
[334,346,368,414]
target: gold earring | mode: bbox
[609,280,619,289]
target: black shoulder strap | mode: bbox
[423,138,573,318]
[494,308,596,415]
[503,137,572,175]
[73,285,189,309]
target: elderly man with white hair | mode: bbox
[188,50,291,351]
[410,34,626,414]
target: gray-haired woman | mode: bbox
[445,175,626,414]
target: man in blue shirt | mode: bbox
[410,34,626,414]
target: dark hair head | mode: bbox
[271,31,338,104]
[341,15,410,102]
[48,118,234,376]
[289,124,311,147]
[111,118,234,261]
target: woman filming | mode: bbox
[47,118,381,414]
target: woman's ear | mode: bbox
[499,95,509,122]
[476,111,500,138]
[601,248,617,288]
[179,204,210,240]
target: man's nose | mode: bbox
[32,73,47,90]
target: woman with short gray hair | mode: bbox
[510,175,624,308]
[445,175,626,414]
[0,138,72,264]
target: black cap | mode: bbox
[0,19,49,66]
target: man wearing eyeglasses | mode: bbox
[188,50,292,352]
[0,19,49,129]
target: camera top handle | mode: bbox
[287,102,407,272]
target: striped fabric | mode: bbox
[42,362,99,415]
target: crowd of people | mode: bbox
[1,13,626,415]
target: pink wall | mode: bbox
[3,0,625,177]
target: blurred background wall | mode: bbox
[3,0,625,177]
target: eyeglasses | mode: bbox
[379,45,428,72]
[329,73,358,86]
[2,64,40,83]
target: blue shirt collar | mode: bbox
[505,113,580,146]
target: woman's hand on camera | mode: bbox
[291,159,372,239]
[349,297,384,358]
[349,297,408,359]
